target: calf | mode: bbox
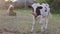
[31,3,50,33]
[7,5,16,16]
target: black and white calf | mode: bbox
[31,3,50,33]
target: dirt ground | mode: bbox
[0,9,60,34]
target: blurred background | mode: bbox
[0,0,60,13]
[0,0,60,34]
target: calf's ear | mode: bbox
[28,5,33,8]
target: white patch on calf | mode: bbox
[39,3,50,32]
[40,3,50,17]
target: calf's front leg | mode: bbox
[39,16,45,32]
[31,16,36,32]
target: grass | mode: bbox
[0,9,60,34]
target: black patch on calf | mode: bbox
[45,7,47,12]
[36,6,43,16]
[31,6,43,17]
[37,6,43,9]
[45,10,47,12]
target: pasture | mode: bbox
[0,9,60,34]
